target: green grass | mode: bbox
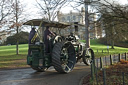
[0,44,28,56]
[81,39,128,58]
[0,44,28,68]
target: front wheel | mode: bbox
[82,48,94,66]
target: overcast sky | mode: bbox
[20,0,128,21]
[21,0,128,31]
[23,0,128,17]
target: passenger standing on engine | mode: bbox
[44,26,55,53]
[28,27,36,56]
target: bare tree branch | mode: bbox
[36,0,71,21]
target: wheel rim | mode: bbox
[52,42,76,73]
[86,58,92,65]
[86,50,92,64]
[83,49,94,65]
[60,43,76,72]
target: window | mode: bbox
[62,17,65,22]
[78,16,81,21]
[67,16,70,22]
[73,16,76,21]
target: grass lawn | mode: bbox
[0,39,128,69]
[81,39,128,58]
[0,44,29,69]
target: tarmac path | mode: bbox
[0,62,90,85]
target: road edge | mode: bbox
[0,67,30,71]
[79,72,90,85]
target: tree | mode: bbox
[96,0,128,49]
[71,0,92,48]
[9,0,25,55]
[0,0,13,26]
[0,0,14,38]
[0,0,27,54]
[36,0,71,21]
[84,0,91,48]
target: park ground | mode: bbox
[0,39,128,85]
[0,39,128,69]
[83,60,128,85]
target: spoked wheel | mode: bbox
[30,66,46,72]
[52,42,76,73]
[82,48,94,66]
[53,36,63,44]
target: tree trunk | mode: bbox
[16,41,19,54]
[85,1,90,48]
[111,39,114,49]
[111,24,115,49]
[105,29,109,45]
[16,0,19,55]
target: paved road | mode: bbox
[0,63,90,85]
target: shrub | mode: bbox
[5,31,29,45]
[120,59,128,64]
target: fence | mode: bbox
[91,53,128,85]
[96,49,109,54]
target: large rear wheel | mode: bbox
[52,42,76,73]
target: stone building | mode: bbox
[57,7,101,39]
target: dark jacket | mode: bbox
[44,29,53,44]
[28,28,36,44]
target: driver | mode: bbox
[44,26,55,53]
[28,27,36,56]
